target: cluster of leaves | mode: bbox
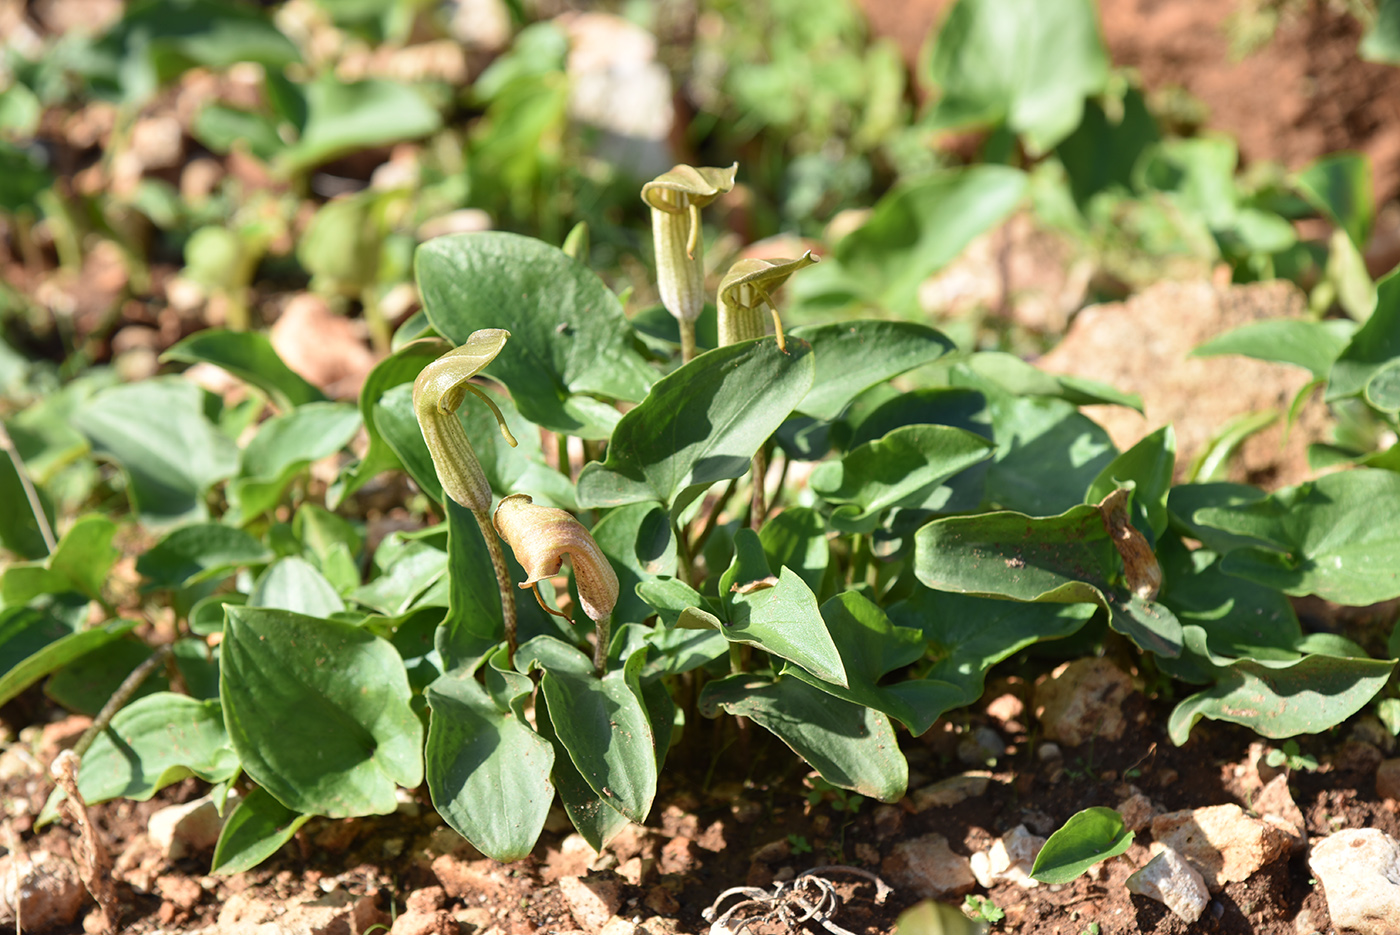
[3,0,1400,897]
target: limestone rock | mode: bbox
[148,792,234,860]
[880,834,976,900]
[1033,658,1135,747]
[1377,758,1400,802]
[1309,829,1400,935]
[213,889,385,935]
[1254,773,1307,853]
[969,825,1045,889]
[559,875,623,935]
[1116,791,1160,833]
[909,772,992,811]
[1126,846,1210,923]
[1151,803,1291,892]
[0,851,87,932]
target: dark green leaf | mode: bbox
[980,394,1118,516]
[211,786,312,874]
[1031,807,1134,884]
[426,652,555,862]
[248,557,346,617]
[1085,426,1176,544]
[351,540,447,617]
[577,339,814,513]
[417,233,655,438]
[192,104,284,161]
[0,446,56,560]
[914,503,1183,657]
[590,503,676,627]
[699,674,906,802]
[0,619,139,708]
[163,331,325,412]
[0,606,77,679]
[963,353,1143,412]
[77,692,238,804]
[221,606,423,817]
[758,507,830,600]
[534,686,630,851]
[45,638,167,715]
[1192,319,1357,380]
[1361,0,1400,64]
[230,402,361,521]
[1294,152,1373,249]
[788,321,955,422]
[1327,267,1400,402]
[137,523,272,589]
[810,425,995,522]
[280,76,442,175]
[1056,90,1160,208]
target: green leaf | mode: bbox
[334,338,449,505]
[211,785,312,874]
[963,352,1144,412]
[137,523,272,589]
[534,685,631,851]
[77,692,238,804]
[788,321,955,421]
[1085,426,1176,544]
[0,448,56,560]
[1031,807,1134,884]
[279,76,442,175]
[518,636,657,824]
[1167,626,1393,744]
[896,900,989,935]
[635,578,723,631]
[248,557,346,617]
[461,383,577,509]
[810,167,1026,315]
[720,531,848,686]
[589,503,676,627]
[72,378,239,527]
[1327,266,1400,401]
[1294,152,1374,249]
[1361,0,1400,64]
[192,104,284,161]
[1194,469,1400,604]
[577,339,815,513]
[0,605,76,673]
[0,617,138,708]
[923,0,1109,154]
[45,638,168,715]
[1056,90,1160,208]
[914,503,1183,657]
[980,394,1118,516]
[163,330,326,411]
[2,514,119,605]
[417,233,656,438]
[699,674,907,802]
[1192,319,1357,380]
[0,140,51,212]
[758,507,830,600]
[351,540,447,616]
[221,606,423,818]
[810,425,995,523]
[230,402,361,521]
[426,652,555,862]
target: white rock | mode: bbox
[1309,829,1400,935]
[1150,803,1291,892]
[148,791,236,860]
[880,833,976,900]
[909,772,992,811]
[969,825,1045,889]
[559,875,622,935]
[1126,846,1209,923]
[1254,773,1307,854]
[1033,658,1135,746]
[0,851,86,931]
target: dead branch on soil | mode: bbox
[702,866,892,935]
[51,750,119,934]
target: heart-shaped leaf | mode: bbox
[1031,807,1133,884]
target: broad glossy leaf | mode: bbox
[334,338,449,505]
[462,383,577,509]
[221,606,423,818]
[923,0,1108,154]
[0,618,137,707]
[1167,626,1393,744]
[137,523,272,589]
[1192,319,1358,380]
[1294,152,1373,249]
[280,76,442,175]
[417,233,655,438]
[0,450,56,560]
[719,531,847,686]
[351,541,447,617]
[1056,90,1160,208]
[1195,469,1400,604]
[963,352,1144,412]
[589,503,676,627]
[1085,426,1175,544]
[577,339,815,513]
[2,515,119,605]
[887,589,1094,713]
[699,674,907,803]
[78,692,238,804]
[45,638,168,715]
[163,331,325,411]
[439,501,504,668]
[1361,0,1400,64]
[426,653,555,862]
[211,786,312,874]
[534,686,630,851]
[518,636,657,824]
[1166,482,1273,554]
[635,578,723,631]
[1327,267,1400,401]
[373,382,443,502]
[248,557,345,617]
[788,321,955,422]
[1031,808,1133,884]
[72,377,239,527]
[980,394,1117,516]
[810,167,1026,315]
[758,507,830,600]
[914,503,1183,657]
[810,425,995,523]
[230,403,361,521]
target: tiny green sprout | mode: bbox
[1083,923,1100,935]
[716,252,819,352]
[1265,740,1319,772]
[788,834,813,855]
[963,895,1004,923]
[412,330,517,512]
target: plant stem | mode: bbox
[474,507,518,664]
[848,533,870,588]
[555,432,571,478]
[749,445,769,530]
[0,423,56,554]
[361,287,392,354]
[690,477,739,558]
[593,613,612,676]
[673,518,694,588]
[71,643,172,760]
[679,318,698,363]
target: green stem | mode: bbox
[361,287,392,354]
[849,533,870,588]
[673,518,694,588]
[0,423,56,554]
[679,318,698,363]
[555,432,571,478]
[474,508,518,664]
